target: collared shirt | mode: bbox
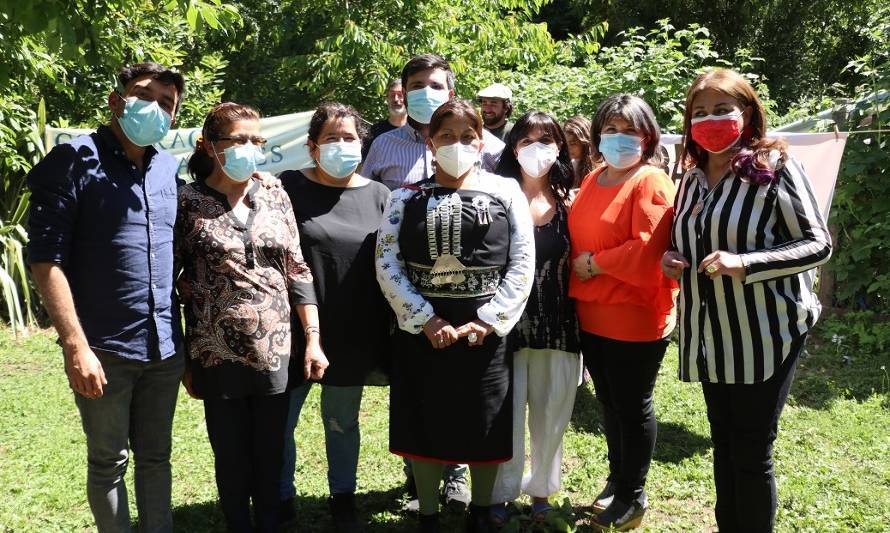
[671,158,831,384]
[362,124,505,190]
[361,118,400,159]
[27,125,182,361]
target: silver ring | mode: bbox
[468,332,478,344]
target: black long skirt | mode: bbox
[389,296,513,464]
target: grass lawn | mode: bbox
[0,328,887,532]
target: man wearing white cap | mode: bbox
[478,83,514,141]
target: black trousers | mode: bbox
[204,392,290,533]
[581,332,668,502]
[700,335,805,533]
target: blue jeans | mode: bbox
[280,383,364,499]
[72,350,184,533]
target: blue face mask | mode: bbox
[599,133,643,169]
[214,143,266,183]
[117,95,172,147]
[317,141,362,179]
[406,87,450,124]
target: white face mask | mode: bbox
[517,142,558,178]
[434,142,479,179]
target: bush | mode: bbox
[824,3,890,312]
[0,0,239,333]
[502,21,772,130]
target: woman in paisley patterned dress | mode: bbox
[175,102,326,533]
[376,99,535,533]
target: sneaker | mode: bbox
[592,494,647,531]
[592,481,616,514]
[466,503,494,533]
[442,474,470,513]
[280,497,297,527]
[329,493,364,533]
[418,512,440,533]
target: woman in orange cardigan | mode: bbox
[568,94,677,531]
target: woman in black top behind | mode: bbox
[490,111,581,526]
[278,103,391,532]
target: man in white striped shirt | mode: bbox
[362,53,504,190]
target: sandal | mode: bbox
[489,503,508,529]
[531,500,553,522]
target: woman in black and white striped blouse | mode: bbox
[662,69,831,533]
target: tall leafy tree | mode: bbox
[220,0,560,119]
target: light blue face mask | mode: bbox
[317,141,362,179]
[406,87,450,124]
[214,143,266,183]
[599,133,643,169]
[117,95,172,147]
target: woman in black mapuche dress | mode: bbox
[376,100,535,532]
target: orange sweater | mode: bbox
[568,166,678,342]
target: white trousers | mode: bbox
[492,348,581,502]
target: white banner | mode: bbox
[45,117,847,219]
[44,111,315,178]
[661,132,848,219]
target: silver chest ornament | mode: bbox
[427,193,467,286]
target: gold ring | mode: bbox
[706,264,718,274]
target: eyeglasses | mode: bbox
[216,135,267,147]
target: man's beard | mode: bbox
[388,104,406,116]
[482,113,504,127]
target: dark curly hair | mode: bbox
[307,102,367,144]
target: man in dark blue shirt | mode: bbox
[27,62,185,533]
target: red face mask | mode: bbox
[690,112,743,154]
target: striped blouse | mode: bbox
[671,157,831,384]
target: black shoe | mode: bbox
[592,481,616,514]
[592,493,647,531]
[418,512,440,533]
[442,474,470,513]
[329,493,364,533]
[280,497,297,527]
[466,503,494,533]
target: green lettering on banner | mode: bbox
[45,111,316,177]
[170,130,185,150]
[270,145,284,163]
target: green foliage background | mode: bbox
[0,0,888,340]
